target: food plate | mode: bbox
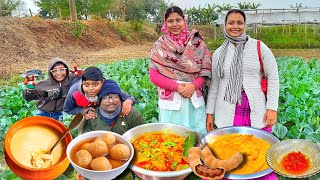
[122,123,200,180]
[266,139,320,178]
[201,126,280,179]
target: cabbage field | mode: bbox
[0,57,319,179]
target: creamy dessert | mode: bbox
[10,124,65,168]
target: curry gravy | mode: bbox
[208,133,270,174]
[70,138,127,170]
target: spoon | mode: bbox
[48,114,84,154]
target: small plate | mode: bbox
[266,139,320,178]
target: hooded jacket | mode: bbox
[23,58,75,112]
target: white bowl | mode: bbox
[66,131,134,180]
[122,123,200,180]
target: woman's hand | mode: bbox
[206,114,215,132]
[263,109,277,127]
[177,83,195,98]
[120,99,133,117]
[84,107,96,120]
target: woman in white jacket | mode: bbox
[206,9,279,133]
[206,9,279,180]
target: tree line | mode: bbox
[0,1,307,24]
[0,0,169,22]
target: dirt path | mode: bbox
[271,49,320,60]
[77,42,154,65]
[78,45,320,66]
[2,44,319,80]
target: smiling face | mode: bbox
[51,64,67,82]
[100,94,121,114]
[165,12,185,36]
[225,12,245,38]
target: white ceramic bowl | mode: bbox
[122,123,200,180]
[66,131,134,180]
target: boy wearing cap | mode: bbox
[63,67,135,120]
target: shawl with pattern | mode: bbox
[150,29,212,82]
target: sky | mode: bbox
[170,0,320,9]
[24,0,320,14]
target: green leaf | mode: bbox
[305,133,320,144]
[182,133,195,157]
[273,123,288,140]
[163,141,175,147]
[171,161,178,169]
[0,168,22,180]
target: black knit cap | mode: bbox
[99,79,123,101]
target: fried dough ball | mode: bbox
[95,133,116,147]
[109,144,130,160]
[75,149,92,168]
[86,140,108,157]
[90,157,112,171]
[80,142,90,151]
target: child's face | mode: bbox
[82,80,103,97]
[51,64,67,82]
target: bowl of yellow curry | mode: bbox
[122,123,200,180]
[201,126,280,179]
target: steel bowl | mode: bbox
[266,139,320,178]
[122,123,200,180]
[201,126,280,179]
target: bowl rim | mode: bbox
[66,130,134,173]
[122,123,196,177]
[4,116,72,171]
[266,139,320,178]
[201,126,280,179]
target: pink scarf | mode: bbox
[161,16,189,46]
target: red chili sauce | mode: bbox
[280,151,310,175]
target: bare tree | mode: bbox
[0,0,3,16]
[69,0,77,21]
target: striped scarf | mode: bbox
[217,29,247,104]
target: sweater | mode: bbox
[81,107,145,135]
[206,37,279,129]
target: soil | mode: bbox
[0,17,319,80]
[0,17,157,79]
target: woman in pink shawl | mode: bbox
[149,6,212,135]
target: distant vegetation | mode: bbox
[206,24,320,50]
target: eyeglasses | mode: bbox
[102,94,120,101]
[50,68,67,74]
